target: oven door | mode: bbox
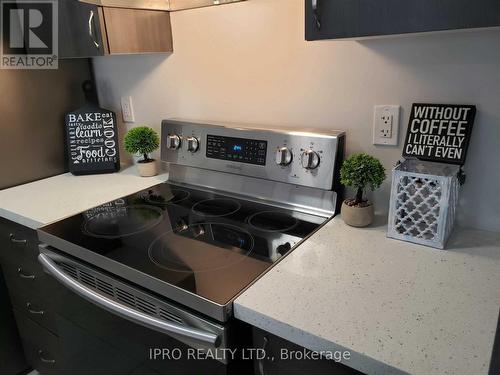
[37,245,238,374]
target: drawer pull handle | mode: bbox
[27,302,44,315]
[9,233,27,245]
[17,267,35,279]
[38,350,56,364]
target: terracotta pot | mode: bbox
[341,200,374,227]
[137,160,157,177]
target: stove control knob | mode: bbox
[192,225,205,238]
[186,136,199,153]
[301,149,320,170]
[166,134,181,150]
[275,147,293,166]
[175,219,189,233]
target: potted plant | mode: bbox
[340,153,386,227]
[124,126,160,177]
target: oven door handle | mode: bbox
[38,253,221,347]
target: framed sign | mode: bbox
[403,103,476,165]
[65,104,120,175]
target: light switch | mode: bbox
[373,105,400,146]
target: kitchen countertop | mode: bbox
[0,166,168,229]
[234,216,500,375]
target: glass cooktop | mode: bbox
[38,182,327,311]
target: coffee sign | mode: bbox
[65,105,120,175]
[403,103,476,165]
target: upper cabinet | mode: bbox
[80,0,244,11]
[305,0,500,41]
[59,1,107,58]
[59,0,172,58]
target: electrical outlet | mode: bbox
[121,96,135,123]
[373,105,400,146]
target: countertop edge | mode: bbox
[234,303,408,375]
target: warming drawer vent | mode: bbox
[58,261,184,326]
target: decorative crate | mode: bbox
[387,159,460,249]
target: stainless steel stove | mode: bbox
[37,119,344,371]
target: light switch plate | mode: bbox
[373,105,400,146]
[121,96,135,123]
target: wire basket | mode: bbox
[387,159,460,249]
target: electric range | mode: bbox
[37,119,344,366]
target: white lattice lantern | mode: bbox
[387,159,460,249]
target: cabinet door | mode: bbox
[252,327,362,375]
[305,0,500,40]
[59,0,106,58]
[102,7,173,54]
[0,271,27,375]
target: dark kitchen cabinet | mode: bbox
[252,327,362,375]
[0,217,139,375]
[58,0,107,58]
[0,269,28,375]
[305,0,500,40]
[58,0,173,58]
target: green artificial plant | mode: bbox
[340,153,386,206]
[124,126,160,163]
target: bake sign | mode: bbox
[65,107,120,174]
[403,103,476,165]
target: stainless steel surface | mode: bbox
[38,252,223,349]
[258,335,269,375]
[166,134,181,150]
[38,350,56,364]
[9,234,27,245]
[161,119,344,191]
[17,268,35,280]
[275,147,293,166]
[26,302,45,315]
[0,60,92,190]
[312,0,321,29]
[88,10,100,48]
[301,149,320,170]
[186,136,200,153]
[167,164,338,218]
[79,0,245,11]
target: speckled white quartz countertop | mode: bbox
[234,216,500,375]
[0,166,168,228]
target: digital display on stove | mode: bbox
[206,135,267,165]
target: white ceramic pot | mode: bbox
[137,160,157,177]
[341,200,374,227]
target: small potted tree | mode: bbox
[340,153,386,227]
[124,126,160,177]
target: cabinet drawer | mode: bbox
[252,328,361,375]
[0,218,39,264]
[14,308,140,375]
[1,256,62,302]
[10,289,59,335]
[13,308,61,375]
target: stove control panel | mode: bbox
[161,119,345,190]
[206,135,267,166]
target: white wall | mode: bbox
[93,0,500,232]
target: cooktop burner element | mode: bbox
[248,211,299,233]
[82,205,163,239]
[146,189,190,205]
[148,223,254,272]
[192,198,241,217]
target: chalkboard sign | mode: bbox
[65,82,120,175]
[403,103,476,165]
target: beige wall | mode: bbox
[92,0,500,232]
